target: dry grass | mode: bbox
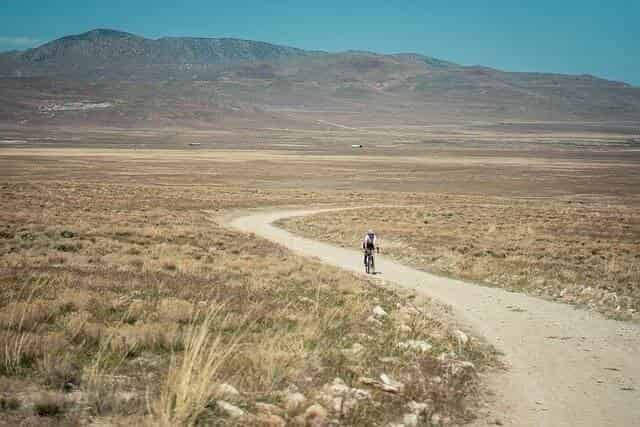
[0,288,50,375]
[1,329,35,375]
[1,138,636,425]
[150,306,243,426]
[38,352,81,392]
[0,179,496,426]
[82,332,131,416]
[281,198,640,321]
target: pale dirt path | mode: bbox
[228,208,640,427]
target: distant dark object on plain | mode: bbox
[60,230,75,239]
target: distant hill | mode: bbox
[0,29,639,126]
[0,29,318,78]
[17,29,315,66]
[0,29,457,79]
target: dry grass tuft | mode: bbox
[0,300,54,332]
[107,322,180,355]
[149,306,243,426]
[82,334,129,416]
[0,292,52,375]
[0,329,34,375]
[233,328,307,393]
[157,298,196,324]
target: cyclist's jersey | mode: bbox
[363,234,377,250]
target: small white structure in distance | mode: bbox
[189,142,202,146]
[351,144,363,148]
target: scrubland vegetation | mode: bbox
[0,181,497,426]
[282,197,640,321]
[2,133,637,425]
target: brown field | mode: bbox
[0,143,502,426]
[282,200,640,321]
[0,124,639,425]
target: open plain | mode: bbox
[1,121,639,425]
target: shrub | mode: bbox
[0,230,14,239]
[40,353,81,392]
[34,393,67,417]
[54,243,81,252]
[0,396,20,411]
[0,299,56,375]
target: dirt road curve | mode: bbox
[229,208,640,426]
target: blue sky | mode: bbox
[1,0,638,85]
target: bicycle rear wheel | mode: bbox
[366,253,374,274]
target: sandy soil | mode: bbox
[230,208,640,427]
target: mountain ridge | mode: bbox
[0,28,466,78]
[0,28,633,87]
[1,28,639,125]
[12,29,319,66]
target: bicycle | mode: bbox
[364,248,377,274]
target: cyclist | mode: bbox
[362,229,379,270]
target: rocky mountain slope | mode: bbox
[1,29,639,126]
[18,29,314,67]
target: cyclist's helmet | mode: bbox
[367,230,375,235]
